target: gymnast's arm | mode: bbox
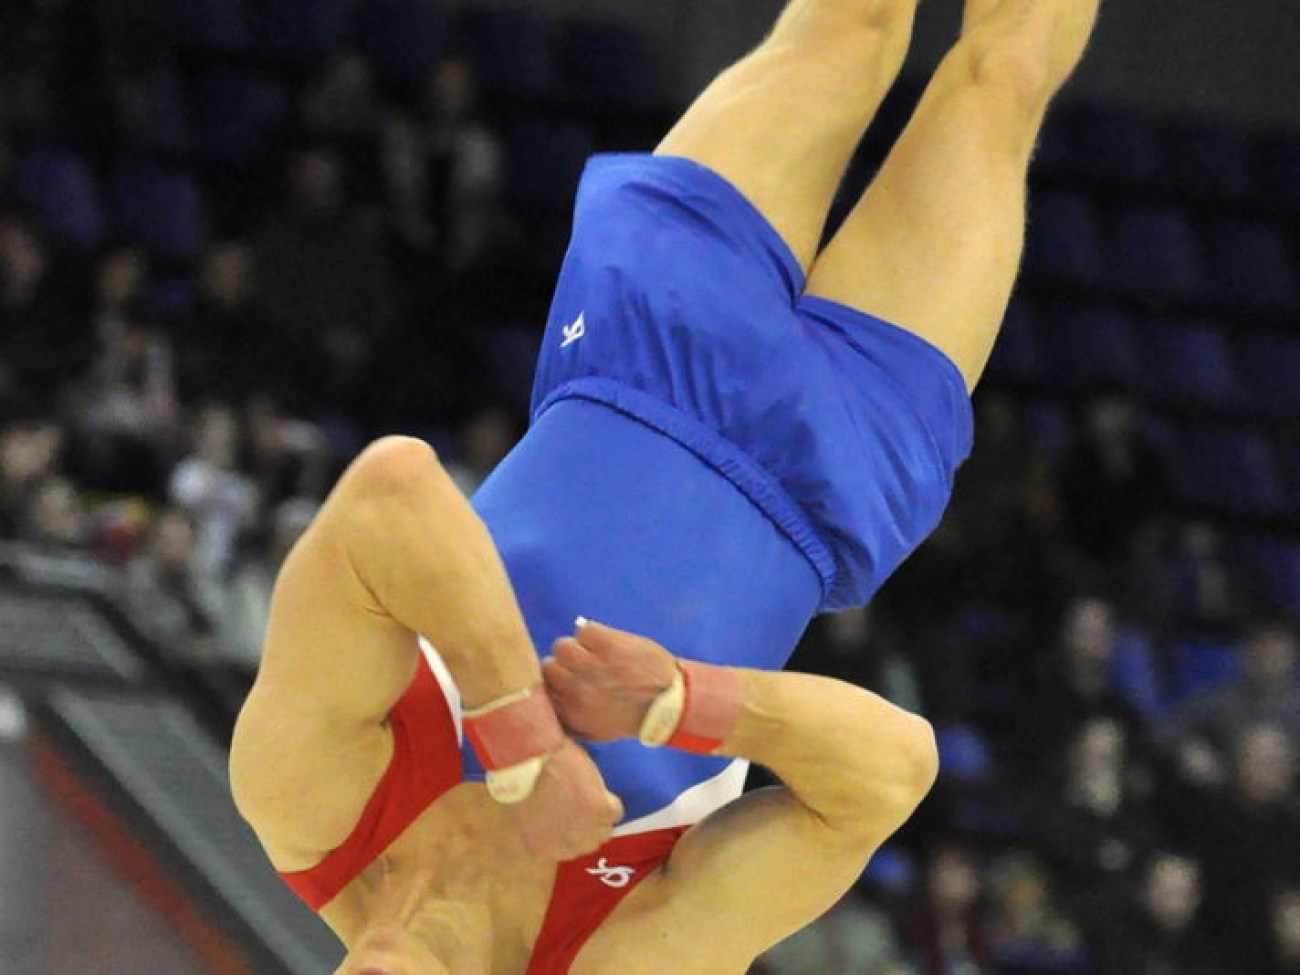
[230,436,611,868]
[546,624,937,963]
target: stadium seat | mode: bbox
[553,18,663,108]
[170,0,250,51]
[1062,107,1162,184]
[1046,305,1139,389]
[1159,123,1252,199]
[1022,399,1073,465]
[456,6,554,95]
[1206,218,1297,311]
[1024,191,1104,286]
[1167,424,1287,516]
[139,279,197,323]
[1136,318,1237,404]
[1110,630,1165,719]
[1254,132,1300,209]
[985,300,1044,384]
[190,68,289,166]
[353,0,446,93]
[1109,206,1206,300]
[936,725,996,784]
[1239,537,1300,613]
[14,152,105,250]
[1235,331,1300,412]
[505,120,595,218]
[249,0,349,66]
[1169,638,1241,703]
[112,165,209,262]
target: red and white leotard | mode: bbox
[278,645,702,975]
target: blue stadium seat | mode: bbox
[1064,108,1162,184]
[1023,399,1073,465]
[1110,206,1206,299]
[190,68,289,166]
[1047,305,1139,389]
[112,165,209,262]
[1136,318,1237,404]
[553,18,663,107]
[1236,331,1300,412]
[170,0,250,51]
[456,6,553,95]
[1024,191,1104,285]
[1110,630,1166,719]
[139,278,196,323]
[14,152,105,250]
[1254,133,1300,209]
[478,326,543,411]
[353,0,446,92]
[1159,123,1251,199]
[1167,424,1286,515]
[1239,537,1300,613]
[1206,218,1297,311]
[249,0,349,66]
[936,725,995,784]
[985,300,1043,384]
[505,120,594,218]
[1169,639,1241,703]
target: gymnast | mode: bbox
[229,1,1100,971]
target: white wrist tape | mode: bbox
[638,668,686,748]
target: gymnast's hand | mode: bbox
[505,735,624,862]
[544,619,679,742]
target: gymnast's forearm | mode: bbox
[334,436,541,708]
[715,669,939,835]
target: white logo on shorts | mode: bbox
[585,858,635,888]
[561,312,587,348]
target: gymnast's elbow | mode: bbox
[823,706,940,842]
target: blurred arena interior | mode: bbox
[1,1,1299,973]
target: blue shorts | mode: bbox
[531,153,974,611]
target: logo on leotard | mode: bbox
[585,858,635,888]
[560,312,587,348]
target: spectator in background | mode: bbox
[1060,392,1169,577]
[175,241,281,404]
[222,497,318,668]
[904,841,994,975]
[0,414,64,538]
[1110,851,1221,975]
[384,53,505,272]
[1175,723,1300,971]
[942,390,1065,617]
[1268,888,1300,975]
[759,890,909,975]
[1161,617,1300,787]
[19,474,85,552]
[255,145,394,342]
[985,850,1085,971]
[255,147,394,423]
[295,50,385,203]
[1139,520,1249,635]
[68,253,180,495]
[168,404,258,579]
[0,214,81,406]
[1022,594,1144,773]
[123,505,219,663]
[1037,717,1156,962]
[793,607,923,715]
[444,404,519,496]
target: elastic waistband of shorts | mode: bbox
[533,378,837,601]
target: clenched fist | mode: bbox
[543,620,679,742]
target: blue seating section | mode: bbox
[112,165,209,262]
[15,152,105,249]
[1110,206,1206,300]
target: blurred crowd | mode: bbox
[0,3,1297,975]
[755,392,1300,975]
